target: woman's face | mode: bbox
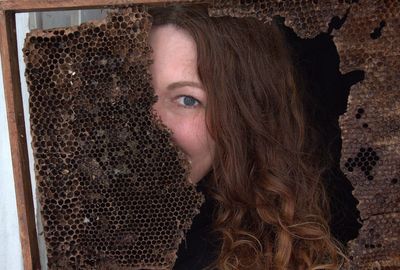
[149,24,215,184]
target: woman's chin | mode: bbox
[187,170,202,185]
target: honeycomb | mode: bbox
[209,1,400,269]
[23,5,204,269]
[23,1,400,269]
[333,1,400,268]
[208,0,351,39]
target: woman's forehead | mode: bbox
[150,24,199,84]
[150,24,196,57]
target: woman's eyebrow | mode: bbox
[167,81,203,91]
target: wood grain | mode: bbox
[0,10,41,270]
[0,0,202,12]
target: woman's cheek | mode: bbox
[171,112,207,159]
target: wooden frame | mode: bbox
[1,1,211,269]
[2,0,398,269]
[0,1,366,270]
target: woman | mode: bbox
[149,4,344,269]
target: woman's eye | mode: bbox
[176,96,200,108]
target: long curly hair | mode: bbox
[149,4,345,269]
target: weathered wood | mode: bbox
[0,0,203,12]
[0,10,40,270]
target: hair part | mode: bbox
[149,4,346,269]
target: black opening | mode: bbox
[276,16,363,245]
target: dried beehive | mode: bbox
[23,5,204,269]
[209,0,351,39]
[333,1,400,268]
[210,0,400,269]
[23,1,400,269]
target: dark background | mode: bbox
[276,15,363,245]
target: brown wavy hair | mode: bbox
[149,4,345,269]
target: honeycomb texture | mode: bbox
[333,1,400,268]
[209,1,400,269]
[209,0,350,38]
[23,6,204,269]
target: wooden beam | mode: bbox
[0,10,40,270]
[0,0,202,12]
